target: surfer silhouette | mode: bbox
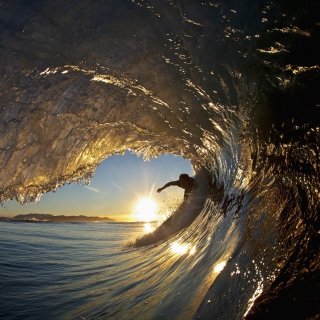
[157,174,195,200]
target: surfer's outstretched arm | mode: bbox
[157,180,179,193]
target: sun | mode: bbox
[134,197,157,222]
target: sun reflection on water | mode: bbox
[171,241,196,255]
[189,245,196,255]
[144,223,155,233]
[213,261,227,273]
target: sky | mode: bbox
[1,152,194,222]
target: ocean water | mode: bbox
[0,213,276,320]
[0,221,151,319]
[0,0,319,319]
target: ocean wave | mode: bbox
[0,0,319,318]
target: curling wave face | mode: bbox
[0,0,243,203]
[0,0,319,318]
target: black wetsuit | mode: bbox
[161,177,195,199]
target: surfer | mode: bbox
[157,174,195,200]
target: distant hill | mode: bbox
[0,216,12,222]
[10,213,116,222]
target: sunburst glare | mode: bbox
[134,197,157,222]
